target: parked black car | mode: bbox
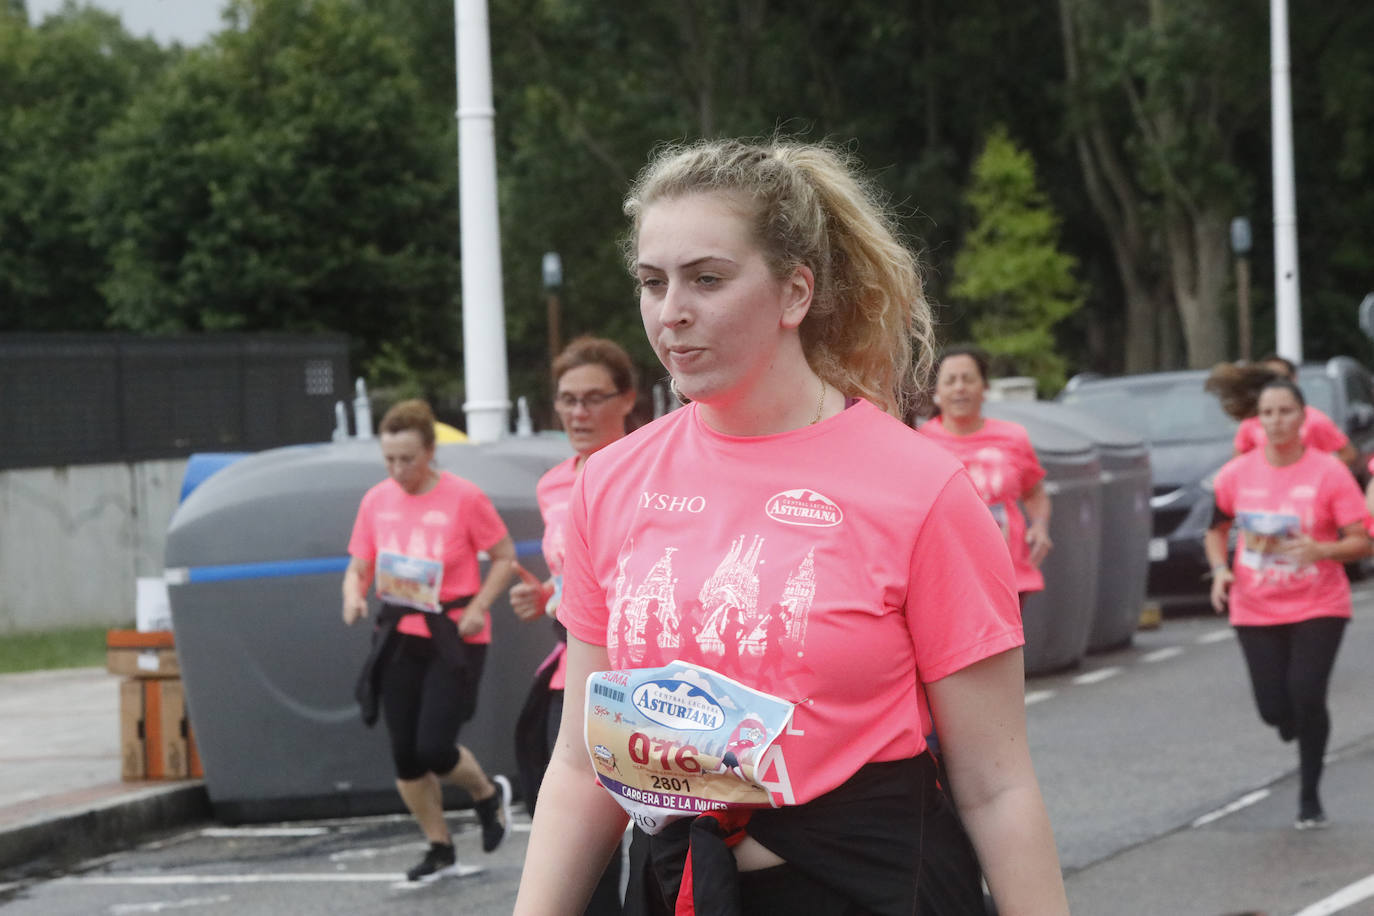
[1059,358,1374,610]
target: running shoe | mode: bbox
[406,841,456,881]
[475,774,512,852]
[1294,813,1329,831]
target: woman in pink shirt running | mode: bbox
[921,345,1052,601]
[342,399,518,881]
[513,139,1067,915]
[1205,379,1369,830]
[509,336,637,914]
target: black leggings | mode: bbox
[1235,616,1347,810]
[380,634,486,781]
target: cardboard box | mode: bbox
[107,629,180,678]
[118,677,201,781]
[119,679,146,781]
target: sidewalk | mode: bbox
[0,668,208,879]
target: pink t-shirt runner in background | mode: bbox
[535,455,579,689]
[1233,406,1348,455]
[559,399,1023,809]
[1212,448,1368,627]
[348,471,509,642]
[918,415,1048,593]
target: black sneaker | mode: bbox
[406,841,456,881]
[1295,812,1329,830]
[475,774,512,852]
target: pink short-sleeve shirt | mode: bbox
[1212,448,1367,626]
[535,455,579,688]
[558,400,1023,807]
[348,471,509,642]
[919,416,1048,593]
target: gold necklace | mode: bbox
[811,380,827,425]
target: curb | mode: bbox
[0,783,210,879]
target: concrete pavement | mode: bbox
[0,667,209,879]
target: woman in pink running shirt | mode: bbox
[921,345,1052,600]
[1205,379,1369,830]
[1216,355,1356,467]
[342,399,517,881]
[514,139,1067,916]
[509,336,637,914]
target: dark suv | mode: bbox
[1059,358,1374,610]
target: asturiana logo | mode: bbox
[632,680,726,731]
[765,488,843,528]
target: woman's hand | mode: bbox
[1025,520,1053,567]
[509,563,554,622]
[458,604,487,638]
[1209,566,1234,614]
[342,594,368,626]
[1280,533,1326,567]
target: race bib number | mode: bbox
[375,551,444,613]
[584,663,794,835]
[1236,511,1301,573]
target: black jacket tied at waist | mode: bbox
[353,597,473,726]
[634,753,984,916]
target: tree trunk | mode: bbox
[1167,206,1230,367]
[1058,0,1161,372]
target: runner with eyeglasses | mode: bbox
[509,336,638,914]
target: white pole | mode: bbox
[1271,0,1302,363]
[455,0,510,442]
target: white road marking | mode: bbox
[1024,690,1056,706]
[1197,628,1235,644]
[201,827,328,838]
[1072,667,1122,686]
[67,874,412,885]
[110,895,232,913]
[1141,646,1184,663]
[1291,873,1374,916]
[1190,788,1270,828]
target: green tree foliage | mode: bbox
[85,0,460,392]
[952,127,1084,393]
[0,6,168,330]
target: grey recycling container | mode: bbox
[993,401,1152,652]
[165,435,572,822]
[983,402,1102,674]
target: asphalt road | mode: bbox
[4,594,1374,915]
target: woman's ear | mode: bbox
[779,264,815,330]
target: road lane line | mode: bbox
[1196,629,1235,644]
[110,895,232,913]
[1141,646,1184,663]
[1290,874,1374,916]
[66,874,411,885]
[1071,667,1122,686]
[1190,788,1270,827]
[1024,690,1056,706]
[201,827,328,838]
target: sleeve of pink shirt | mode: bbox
[462,481,510,552]
[1233,419,1257,453]
[906,471,1024,683]
[1304,408,1349,452]
[346,488,377,560]
[1015,427,1047,495]
[1324,459,1369,529]
[1211,460,1238,519]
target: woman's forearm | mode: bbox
[959,784,1068,915]
[513,750,628,915]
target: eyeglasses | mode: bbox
[555,390,622,411]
